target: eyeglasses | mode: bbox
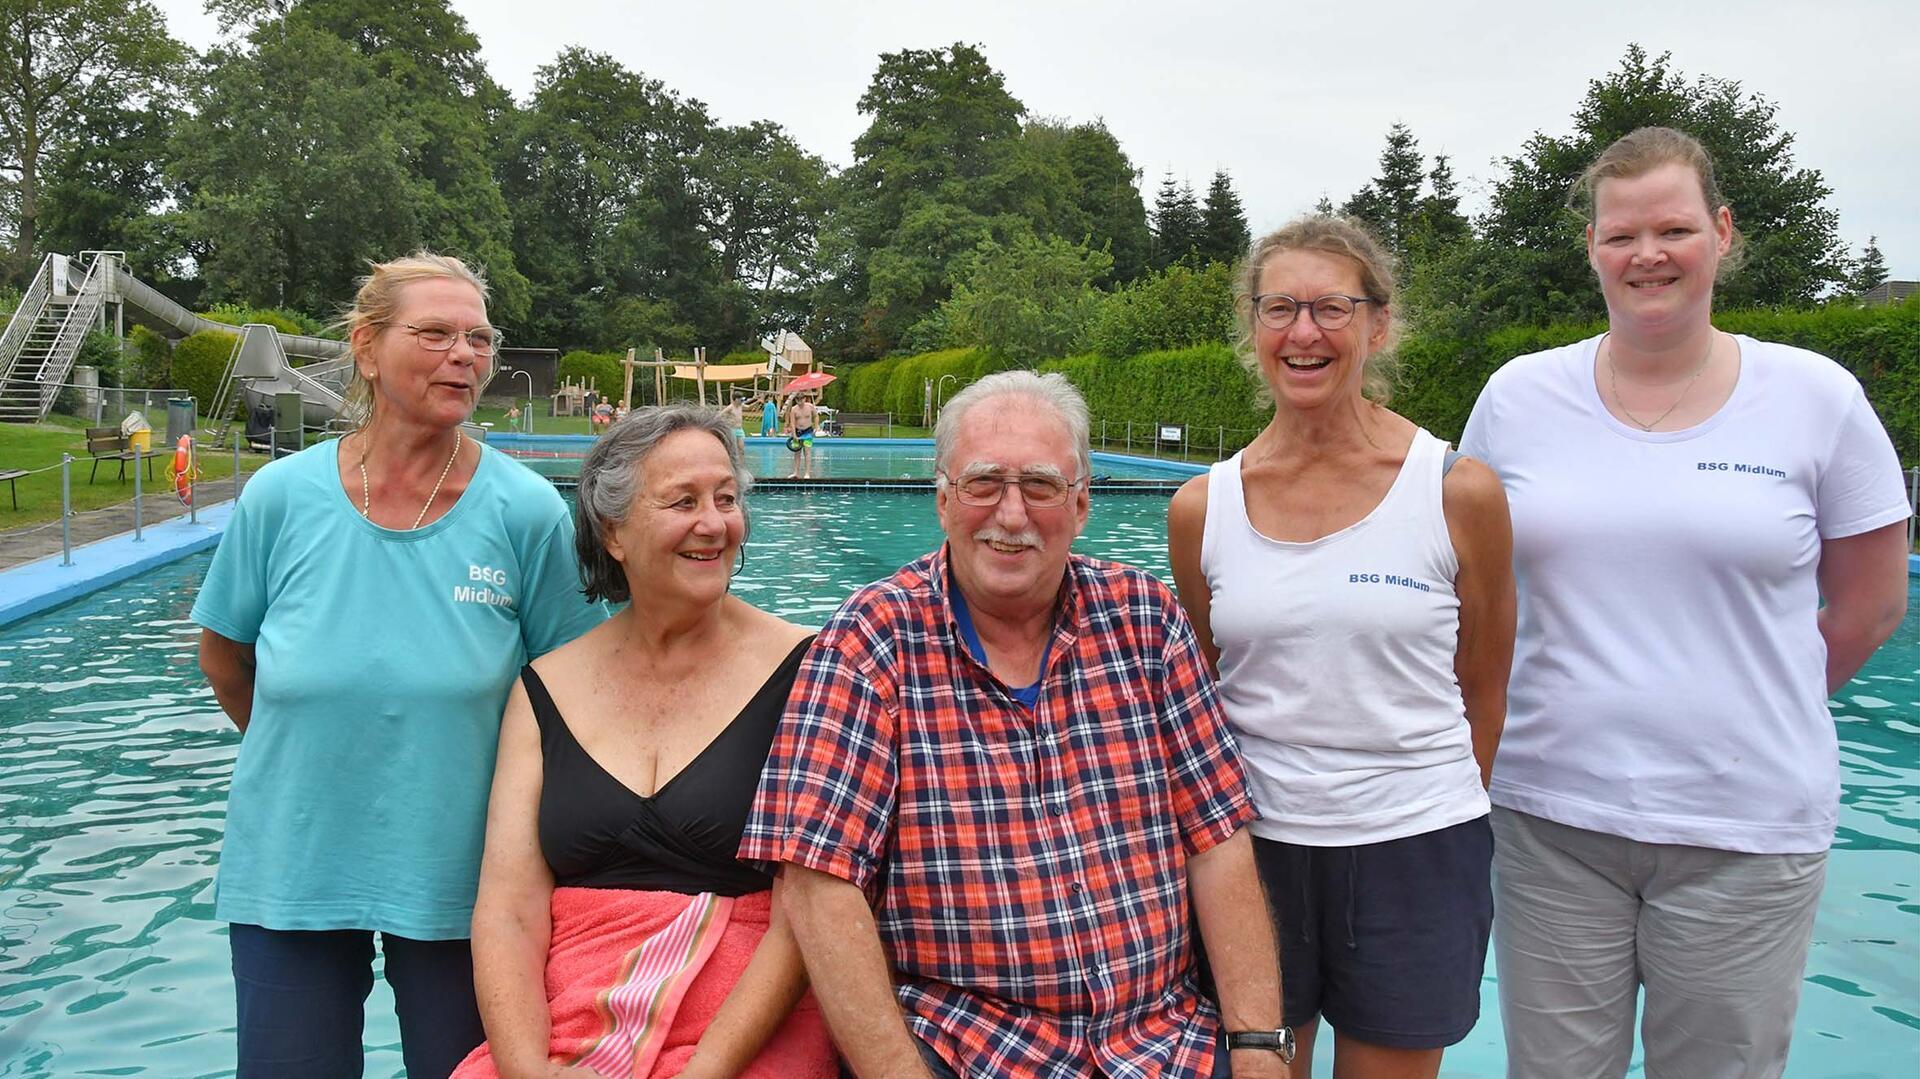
[1251,293,1379,332]
[939,471,1085,508]
[401,323,503,356]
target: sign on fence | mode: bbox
[1158,424,1184,444]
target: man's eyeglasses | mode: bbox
[1250,293,1379,332]
[402,323,503,356]
[940,471,1085,508]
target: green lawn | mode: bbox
[0,415,270,529]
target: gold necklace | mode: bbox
[359,432,463,529]
[1607,333,1716,431]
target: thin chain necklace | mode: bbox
[359,432,463,529]
[1607,332,1717,431]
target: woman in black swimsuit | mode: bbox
[457,406,835,1078]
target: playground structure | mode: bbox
[620,332,826,412]
[0,251,394,433]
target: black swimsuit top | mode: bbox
[524,636,813,896]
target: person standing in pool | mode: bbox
[1169,215,1513,1079]
[1461,127,1909,1079]
[785,393,817,479]
[194,252,607,1078]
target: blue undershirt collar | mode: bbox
[946,561,1050,710]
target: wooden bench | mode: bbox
[85,427,166,484]
[0,468,25,509]
[828,411,892,437]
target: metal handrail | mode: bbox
[27,255,112,417]
[0,255,57,386]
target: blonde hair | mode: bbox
[1234,215,1399,406]
[1571,126,1745,278]
[340,251,490,427]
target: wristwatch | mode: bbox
[1226,1027,1296,1063]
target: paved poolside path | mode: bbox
[0,472,251,572]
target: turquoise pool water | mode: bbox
[505,441,1194,482]
[2,488,1917,1076]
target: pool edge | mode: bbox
[0,501,235,627]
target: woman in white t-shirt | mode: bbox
[1459,127,1910,1079]
[1169,216,1515,1079]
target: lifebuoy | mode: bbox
[170,435,193,506]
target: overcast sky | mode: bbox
[155,0,1919,279]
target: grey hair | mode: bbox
[934,370,1093,481]
[574,404,754,603]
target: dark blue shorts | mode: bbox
[230,923,484,1078]
[1254,815,1493,1049]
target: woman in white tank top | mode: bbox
[1168,216,1514,1079]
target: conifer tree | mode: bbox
[1198,169,1251,266]
[1342,122,1426,260]
[1151,172,1202,269]
[1851,236,1889,295]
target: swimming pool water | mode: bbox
[505,441,1194,482]
[2,489,1917,1076]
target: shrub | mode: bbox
[125,325,173,388]
[939,235,1111,364]
[171,329,240,417]
[1084,261,1238,359]
[557,350,624,402]
[199,304,330,337]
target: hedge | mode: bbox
[833,301,1920,463]
[1393,301,1920,460]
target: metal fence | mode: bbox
[4,422,319,569]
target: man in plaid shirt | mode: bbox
[740,372,1289,1078]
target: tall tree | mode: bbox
[36,86,186,280]
[499,48,726,350]
[1342,122,1425,260]
[823,42,1035,357]
[1851,236,1889,295]
[1198,169,1250,266]
[175,0,530,318]
[0,0,186,276]
[1474,45,1848,324]
[1060,121,1152,283]
[1403,153,1471,263]
[172,24,423,315]
[702,120,833,337]
[1151,173,1201,270]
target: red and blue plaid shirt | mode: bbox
[740,547,1255,1077]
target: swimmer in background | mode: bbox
[785,393,817,479]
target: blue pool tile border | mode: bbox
[10,446,1892,627]
[0,501,236,627]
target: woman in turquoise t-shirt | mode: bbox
[194,252,606,1078]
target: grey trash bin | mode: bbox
[166,398,197,448]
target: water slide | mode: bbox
[109,265,357,428]
[4,252,491,428]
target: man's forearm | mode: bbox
[1189,829,1288,1076]
[776,865,933,1079]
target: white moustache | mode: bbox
[974,525,1044,551]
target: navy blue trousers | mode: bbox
[229,923,485,1078]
